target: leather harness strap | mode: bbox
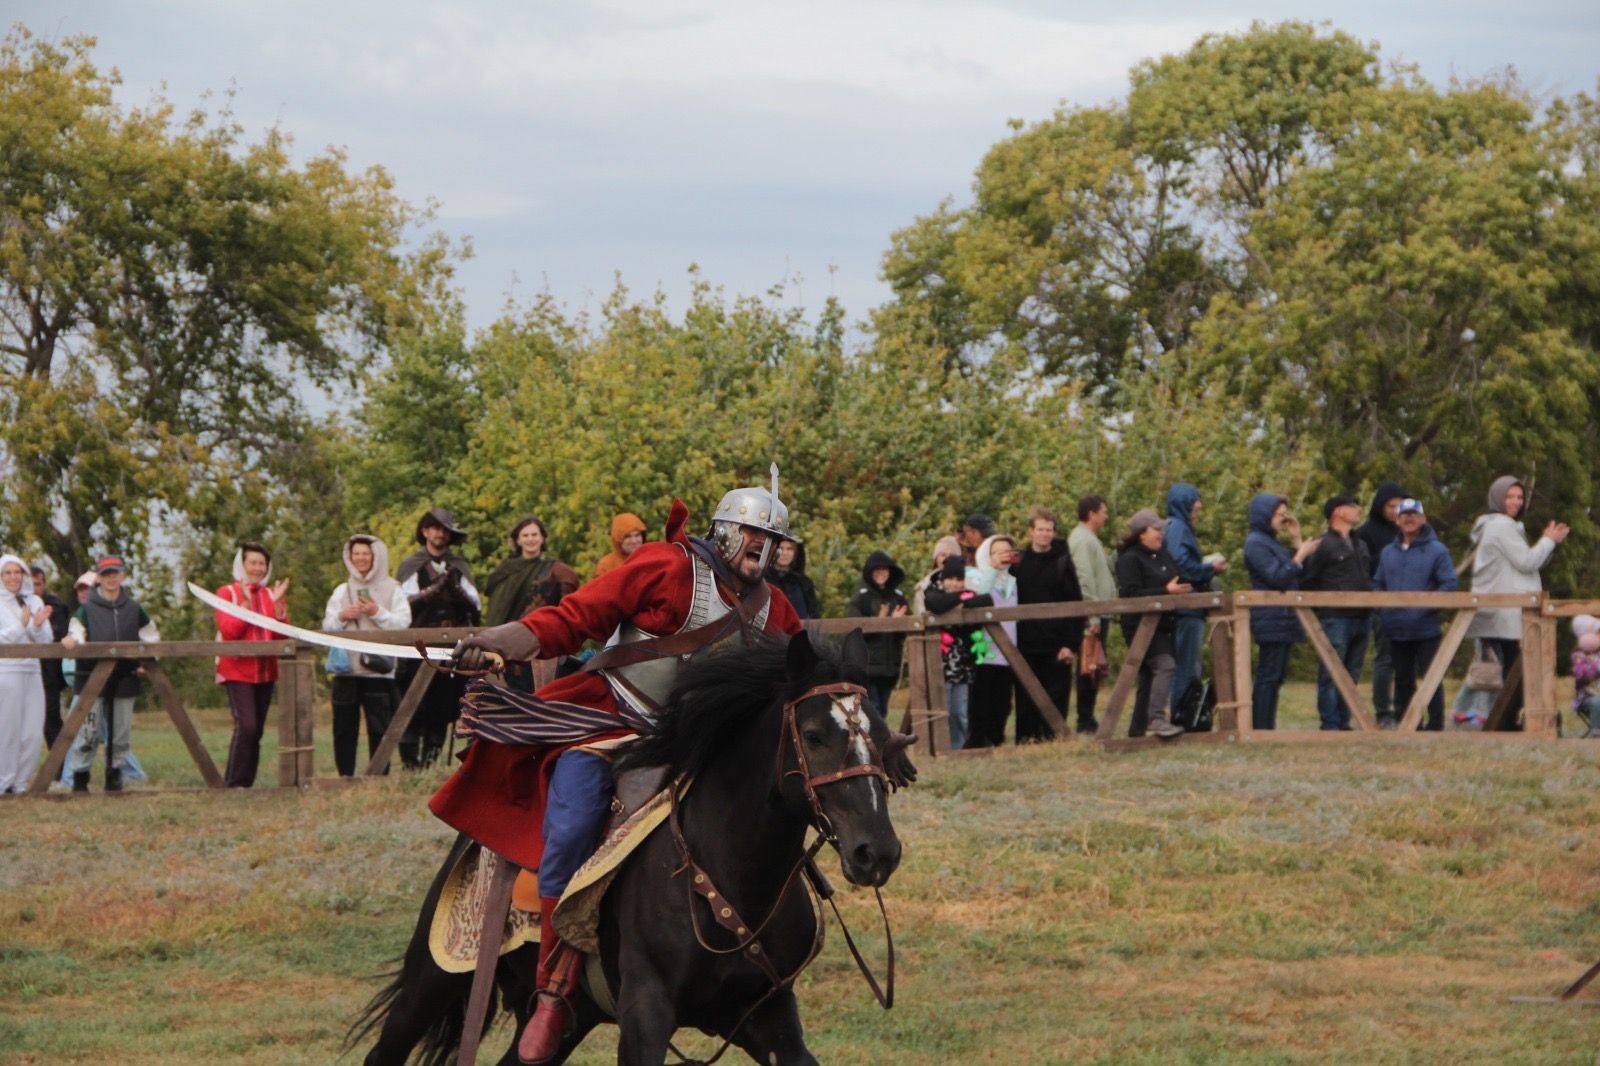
[581,577,771,674]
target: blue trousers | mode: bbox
[1252,641,1293,730]
[1316,616,1369,730]
[539,750,615,900]
[944,681,969,751]
[1170,616,1206,715]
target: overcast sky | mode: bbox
[10,1,1600,331]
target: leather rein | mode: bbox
[663,680,896,1064]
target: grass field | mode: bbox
[3,684,1599,1064]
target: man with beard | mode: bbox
[433,479,810,1064]
[396,507,482,768]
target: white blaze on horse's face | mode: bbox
[829,693,879,810]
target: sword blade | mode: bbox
[187,582,453,661]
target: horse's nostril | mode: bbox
[851,842,875,870]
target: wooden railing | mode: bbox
[0,589,1575,794]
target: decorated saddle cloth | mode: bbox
[429,766,678,972]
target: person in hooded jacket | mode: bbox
[1356,482,1406,725]
[1011,505,1085,740]
[765,537,820,619]
[1372,499,1458,731]
[911,535,963,615]
[214,542,291,787]
[1465,475,1568,731]
[1114,511,1190,739]
[965,534,1021,746]
[923,554,991,750]
[1243,495,1319,730]
[0,555,53,793]
[846,550,909,717]
[1165,483,1229,719]
[323,535,412,776]
[593,512,647,578]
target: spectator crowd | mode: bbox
[1,474,1595,792]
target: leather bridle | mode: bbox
[663,679,896,1064]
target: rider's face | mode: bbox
[734,528,769,583]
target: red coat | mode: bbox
[214,582,287,685]
[429,501,800,870]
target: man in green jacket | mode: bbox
[1068,496,1116,733]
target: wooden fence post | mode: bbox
[1208,609,1238,732]
[277,651,301,789]
[1231,602,1254,738]
[293,649,317,784]
[1523,602,1559,737]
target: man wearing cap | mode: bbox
[1298,497,1372,730]
[396,507,482,768]
[1372,499,1458,730]
[60,556,160,791]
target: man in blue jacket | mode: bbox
[1165,483,1229,717]
[1243,494,1320,729]
[1372,498,1459,730]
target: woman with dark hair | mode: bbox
[483,516,580,691]
[1114,511,1191,739]
[214,542,290,787]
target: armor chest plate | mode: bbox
[599,548,770,723]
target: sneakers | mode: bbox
[1149,718,1185,740]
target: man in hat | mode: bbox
[1299,496,1372,730]
[1372,498,1458,730]
[396,507,482,768]
[60,556,160,791]
[433,477,913,1064]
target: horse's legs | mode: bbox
[729,991,818,1066]
[614,981,677,1066]
[362,963,471,1066]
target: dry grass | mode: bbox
[2,689,1599,1064]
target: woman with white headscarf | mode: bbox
[323,535,411,776]
[964,533,1020,747]
[0,554,54,792]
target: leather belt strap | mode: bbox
[458,851,518,1066]
[583,579,771,673]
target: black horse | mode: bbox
[353,629,907,1065]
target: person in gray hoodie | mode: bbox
[1465,476,1568,731]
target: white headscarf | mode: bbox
[967,535,1017,599]
[231,545,273,585]
[0,554,42,616]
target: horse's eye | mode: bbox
[802,730,826,747]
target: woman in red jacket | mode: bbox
[215,542,290,787]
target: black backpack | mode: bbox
[1172,677,1216,732]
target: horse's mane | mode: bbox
[613,634,854,780]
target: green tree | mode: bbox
[0,28,453,581]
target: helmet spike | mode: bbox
[770,462,780,506]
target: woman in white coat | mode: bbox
[0,554,55,791]
[1467,476,1569,731]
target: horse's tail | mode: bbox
[345,832,485,1066]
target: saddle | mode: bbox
[428,765,674,973]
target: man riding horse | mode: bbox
[432,474,807,1064]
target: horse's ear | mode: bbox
[841,627,869,679]
[786,630,818,681]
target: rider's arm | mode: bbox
[520,542,683,656]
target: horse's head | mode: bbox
[779,630,905,888]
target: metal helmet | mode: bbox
[709,463,792,573]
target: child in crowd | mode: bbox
[1570,615,1600,738]
[923,554,992,751]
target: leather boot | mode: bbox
[72,771,90,793]
[518,896,581,1064]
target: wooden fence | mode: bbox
[0,589,1576,794]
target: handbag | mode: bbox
[326,646,352,675]
[359,651,397,674]
[1080,630,1109,685]
[1464,643,1503,693]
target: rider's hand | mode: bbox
[451,621,540,672]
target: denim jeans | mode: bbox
[1316,616,1369,730]
[67,695,135,773]
[944,681,970,751]
[1252,642,1293,730]
[1170,616,1206,716]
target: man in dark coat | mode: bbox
[847,550,909,716]
[30,566,70,748]
[765,537,821,619]
[1299,496,1372,730]
[1010,505,1086,740]
[396,507,482,768]
[1356,482,1406,726]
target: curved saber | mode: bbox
[187,582,454,661]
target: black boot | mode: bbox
[105,768,123,792]
[72,770,90,793]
